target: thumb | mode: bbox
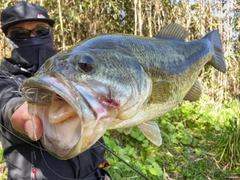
[11,102,43,141]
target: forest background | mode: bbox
[0,0,239,179]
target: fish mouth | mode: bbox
[22,74,119,159]
[22,74,85,159]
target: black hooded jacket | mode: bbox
[0,47,107,180]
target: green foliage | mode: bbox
[214,100,240,170]
[0,148,5,164]
[103,99,239,179]
[104,128,163,179]
[0,173,7,180]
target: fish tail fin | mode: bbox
[203,30,227,73]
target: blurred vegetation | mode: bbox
[0,0,239,179]
[105,99,240,179]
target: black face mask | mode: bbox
[4,33,57,75]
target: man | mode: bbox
[0,2,110,179]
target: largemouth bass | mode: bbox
[22,23,227,159]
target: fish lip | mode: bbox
[22,73,90,158]
[23,73,89,117]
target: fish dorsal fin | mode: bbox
[184,79,202,102]
[151,81,172,103]
[156,23,190,41]
[138,121,162,146]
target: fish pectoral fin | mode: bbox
[151,81,171,103]
[123,127,132,135]
[184,79,202,102]
[138,121,162,146]
[155,23,190,41]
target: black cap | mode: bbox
[1,1,55,35]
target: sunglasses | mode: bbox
[9,26,51,41]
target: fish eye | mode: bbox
[74,55,95,73]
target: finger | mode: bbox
[11,101,43,140]
[11,102,29,132]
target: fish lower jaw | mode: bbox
[41,136,76,158]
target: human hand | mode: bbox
[11,101,43,141]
